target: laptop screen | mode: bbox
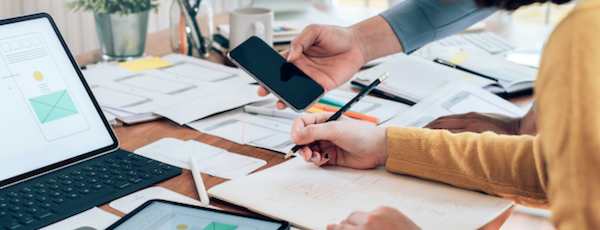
[0,14,118,187]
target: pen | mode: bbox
[284,71,389,159]
[189,152,210,206]
[433,58,498,82]
[243,105,302,119]
[312,104,379,123]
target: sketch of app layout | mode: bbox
[192,111,294,154]
[90,85,152,108]
[160,61,238,82]
[0,32,89,141]
[381,80,525,128]
[114,74,197,95]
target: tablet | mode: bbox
[106,199,290,230]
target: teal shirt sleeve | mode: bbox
[380,0,496,53]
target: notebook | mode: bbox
[352,54,534,105]
[208,158,514,230]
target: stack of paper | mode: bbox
[82,54,264,125]
[381,80,525,128]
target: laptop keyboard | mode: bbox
[0,149,182,230]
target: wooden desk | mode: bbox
[74,11,549,230]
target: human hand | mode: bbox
[291,113,388,169]
[327,206,421,230]
[258,24,367,109]
[424,112,522,135]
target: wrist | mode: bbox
[348,15,404,62]
[376,126,390,167]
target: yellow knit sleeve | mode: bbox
[385,126,548,208]
[534,0,600,228]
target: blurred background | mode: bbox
[0,0,577,56]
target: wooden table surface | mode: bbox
[74,11,552,230]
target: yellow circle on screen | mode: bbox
[176,224,188,229]
[33,71,43,81]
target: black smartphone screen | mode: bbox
[229,36,325,111]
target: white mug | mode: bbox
[229,8,273,49]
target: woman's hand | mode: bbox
[327,206,421,230]
[291,113,389,169]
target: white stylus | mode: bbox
[189,152,210,206]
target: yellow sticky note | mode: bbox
[306,107,325,113]
[118,57,174,72]
[449,52,469,65]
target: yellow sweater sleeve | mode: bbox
[385,127,548,208]
[385,0,600,228]
[535,0,600,228]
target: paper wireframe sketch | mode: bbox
[82,53,264,124]
[208,158,514,230]
[187,103,297,154]
[134,138,266,179]
[381,80,526,128]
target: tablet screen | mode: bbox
[111,201,286,230]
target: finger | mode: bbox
[298,146,310,161]
[291,113,337,144]
[346,211,369,226]
[257,86,270,97]
[279,49,290,59]
[287,25,321,62]
[310,151,321,164]
[275,101,288,110]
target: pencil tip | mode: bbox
[284,150,295,160]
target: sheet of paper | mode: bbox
[188,106,296,154]
[381,80,525,128]
[355,53,496,103]
[134,138,266,179]
[40,207,119,230]
[209,158,514,230]
[118,57,174,72]
[109,187,219,214]
[83,53,263,124]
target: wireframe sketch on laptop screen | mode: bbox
[0,16,115,183]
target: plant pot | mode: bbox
[94,11,150,61]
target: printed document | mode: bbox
[381,80,525,128]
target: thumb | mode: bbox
[291,122,340,145]
[287,25,321,62]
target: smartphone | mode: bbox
[106,199,290,230]
[228,36,325,112]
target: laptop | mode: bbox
[0,13,182,229]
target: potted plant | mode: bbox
[65,0,159,61]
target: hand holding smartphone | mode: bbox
[228,36,325,112]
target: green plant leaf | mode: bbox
[64,0,160,15]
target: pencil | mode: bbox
[284,71,390,159]
[312,104,379,123]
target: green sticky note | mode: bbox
[29,90,78,124]
[203,221,238,230]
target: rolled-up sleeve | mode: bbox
[380,0,496,53]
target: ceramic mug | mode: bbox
[229,8,274,49]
